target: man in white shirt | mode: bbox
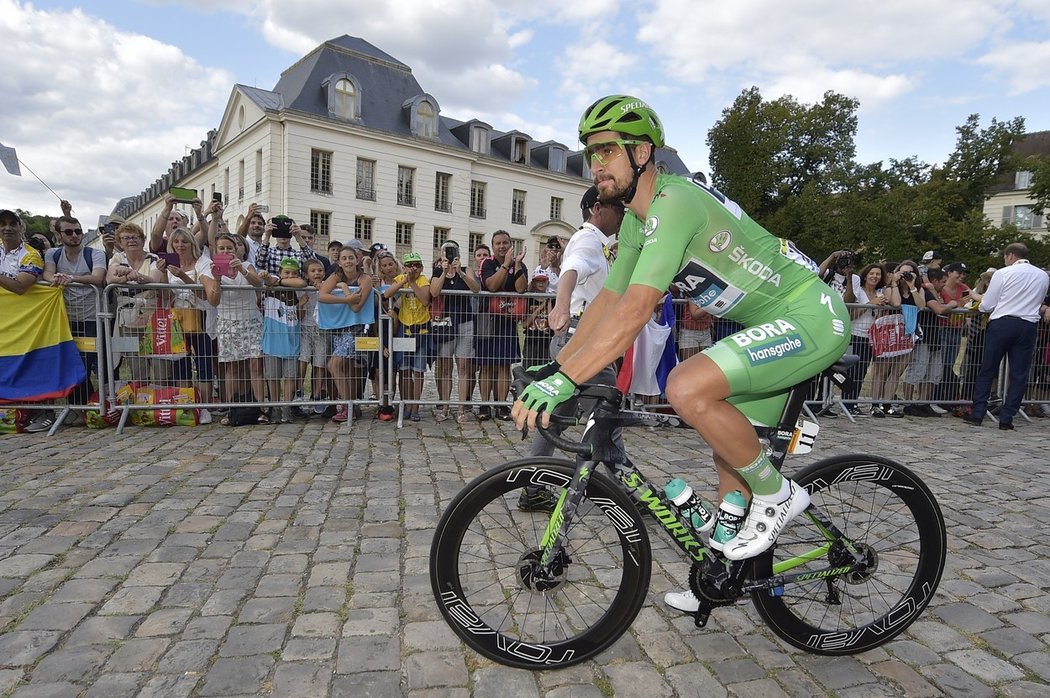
[964,242,1050,429]
[518,186,625,511]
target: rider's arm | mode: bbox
[558,283,664,384]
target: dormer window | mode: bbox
[404,94,440,139]
[324,73,361,121]
[471,125,490,155]
[513,137,529,165]
[417,100,436,138]
[549,146,565,173]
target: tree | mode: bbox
[1027,154,1050,215]
[707,87,859,221]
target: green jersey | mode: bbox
[606,174,821,325]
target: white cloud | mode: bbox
[0,0,231,224]
[556,41,641,109]
[977,41,1050,94]
[765,68,916,109]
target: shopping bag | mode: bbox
[869,313,915,358]
[140,298,188,359]
[171,304,203,333]
[85,387,131,429]
[0,409,29,434]
[130,384,199,426]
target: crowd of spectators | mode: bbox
[3,200,1050,434]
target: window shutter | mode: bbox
[1034,214,1044,230]
[1002,206,1013,224]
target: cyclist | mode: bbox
[511,95,851,614]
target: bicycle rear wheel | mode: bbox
[430,457,651,669]
[751,455,946,655]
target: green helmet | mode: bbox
[578,95,665,148]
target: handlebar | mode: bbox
[510,365,623,458]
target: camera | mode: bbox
[836,250,858,269]
[445,245,459,263]
[102,221,120,236]
[901,271,914,281]
[272,216,294,237]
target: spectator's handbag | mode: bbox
[869,312,915,358]
[116,295,153,330]
[488,294,529,320]
[130,384,200,427]
[140,297,188,359]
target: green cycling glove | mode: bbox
[517,371,578,417]
[525,360,561,380]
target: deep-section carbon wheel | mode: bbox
[751,455,946,655]
[430,458,651,668]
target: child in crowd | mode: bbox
[319,245,374,422]
[204,233,265,418]
[261,258,307,423]
[383,252,431,422]
[373,250,401,421]
[298,258,329,414]
[522,271,553,368]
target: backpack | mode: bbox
[50,247,95,272]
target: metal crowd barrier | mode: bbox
[5,281,1048,434]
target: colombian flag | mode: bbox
[0,284,87,403]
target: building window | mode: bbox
[255,149,263,193]
[310,210,331,239]
[513,138,528,164]
[1005,205,1043,230]
[470,181,486,218]
[1016,171,1034,190]
[511,189,527,225]
[356,158,376,201]
[510,237,525,256]
[334,78,356,120]
[433,227,450,250]
[417,100,437,138]
[469,232,484,255]
[223,167,230,204]
[471,126,489,155]
[435,172,452,212]
[397,166,415,206]
[354,216,373,242]
[549,147,565,173]
[550,197,563,221]
[311,150,333,194]
[238,159,245,201]
[396,222,413,246]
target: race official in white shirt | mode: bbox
[965,242,1050,429]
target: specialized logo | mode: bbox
[642,216,659,237]
[729,246,781,286]
[620,100,650,113]
[709,230,732,253]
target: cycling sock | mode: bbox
[737,452,785,499]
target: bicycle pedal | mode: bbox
[692,610,711,628]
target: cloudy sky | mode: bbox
[2,0,1049,229]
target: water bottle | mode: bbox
[664,478,715,534]
[710,490,748,552]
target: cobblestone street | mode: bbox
[0,411,1048,697]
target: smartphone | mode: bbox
[255,204,269,213]
[212,253,234,278]
[445,245,460,263]
[212,192,222,204]
[169,186,197,203]
[158,252,180,268]
[272,216,294,237]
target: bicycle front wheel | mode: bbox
[751,454,946,655]
[430,457,651,669]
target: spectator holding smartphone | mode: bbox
[149,192,191,254]
[384,252,431,422]
[255,216,316,276]
[430,240,481,423]
[238,203,268,262]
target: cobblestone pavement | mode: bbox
[0,409,1048,697]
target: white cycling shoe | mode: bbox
[723,479,810,561]
[664,588,701,613]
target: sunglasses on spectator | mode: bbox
[62,229,84,236]
[405,262,423,268]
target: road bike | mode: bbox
[429,360,946,669]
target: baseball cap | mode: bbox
[0,209,22,224]
[532,269,549,279]
[344,239,364,252]
[368,242,389,256]
[944,262,968,274]
[279,257,301,271]
[580,186,600,211]
[403,251,422,264]
[921,250,941,263]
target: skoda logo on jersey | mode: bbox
[709,230,732,253]
[642,216,659,237]
[729,246,781,287]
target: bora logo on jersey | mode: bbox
[730,320,807,365]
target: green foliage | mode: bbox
[1027,154,1050,215]
[12,208,52,237]
[706,88,1037,271]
